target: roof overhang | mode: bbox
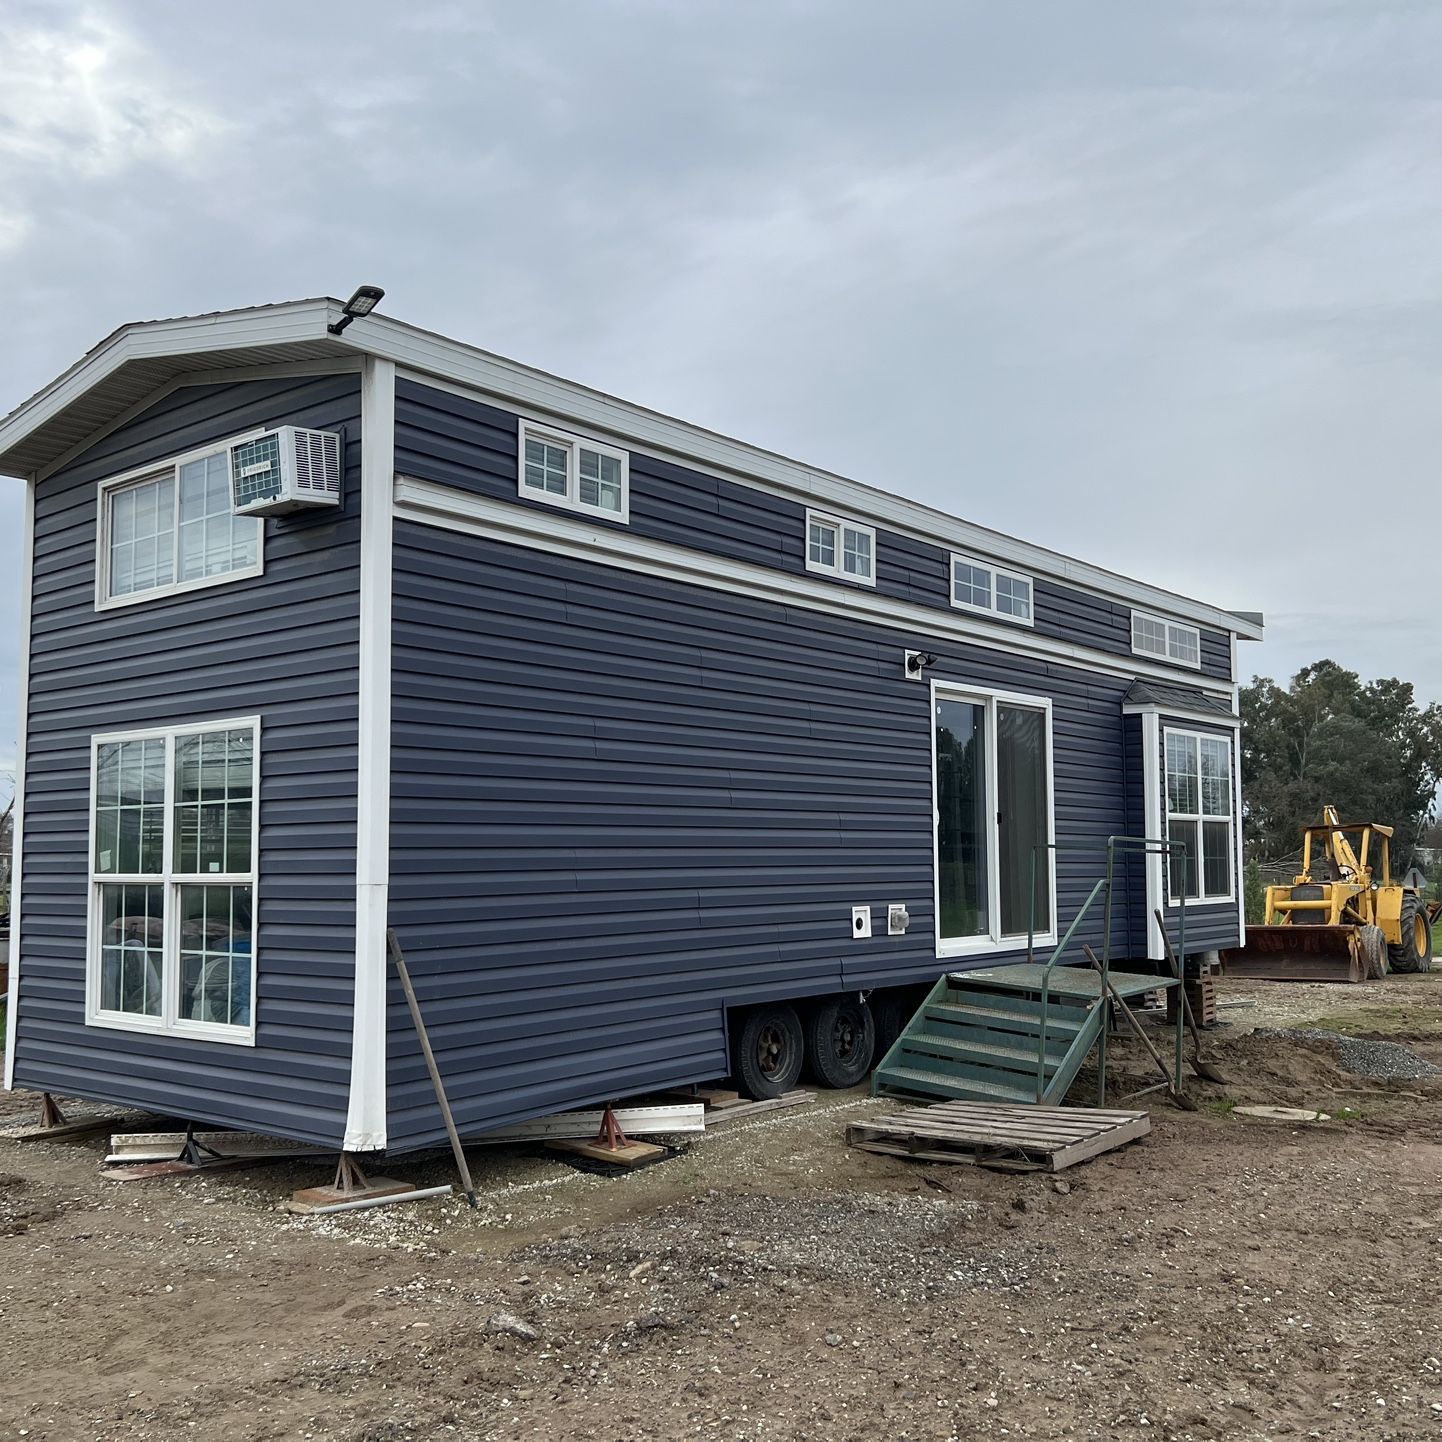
[0,299,1266,643]
[0,298,354,479]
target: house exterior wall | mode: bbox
[385,517,1153,1150]
[394,378,1235,684]
[9,374,362,1146]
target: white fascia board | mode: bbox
[1122,704,1241,730]
[0,300,336,475]
[3,478,34,1090]
[345,356,396,1153]
[393,476,1240,700]
[332,316,1263,641]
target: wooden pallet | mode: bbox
[847,1101,1150,1172]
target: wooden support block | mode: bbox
[2,1114,132,1143]
[698,1090,815,1128]
[291,1177,417,1207]
[546,1137,667,1168]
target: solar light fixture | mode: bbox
[328,284,386,335]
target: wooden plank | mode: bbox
[3,1115,133,1143]
[861,1112,1110,1143]
[546,1137,667,1168]
[292,1177,417,1206]
[107,1130,326,1163]
[695,1090,815,1128]
[473,1103,704,1144]
[1049,1114,1152,1168]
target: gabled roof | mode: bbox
[0,298,1264,642]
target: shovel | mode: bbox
[1082,945,1197,1110]
[1154,909,1229,1084]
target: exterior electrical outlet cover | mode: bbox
[231,426,342,516]
[888,904,910,935]
[852,905,873,939]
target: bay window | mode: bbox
[1165,728,1233,902]
[88,718,259,1043]
[934,686,1054,952]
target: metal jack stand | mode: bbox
[39,1093,67,1130]
[333,1153,375,1197]
[176,1122,226,1168]
[594,1104,632,1153]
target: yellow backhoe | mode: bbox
[1221,805,1436,983]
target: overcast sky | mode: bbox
[3,0,1442,787]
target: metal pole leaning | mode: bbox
[387,928,479,1209]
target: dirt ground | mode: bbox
[6,976,1442,1442]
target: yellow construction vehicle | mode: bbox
[1221,805,1435,983]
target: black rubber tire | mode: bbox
[802,996,877,1089]
[730,1004,805,1100]
[1388,894,1431,973]
[1288,882,1328,924]
[870,990,912,1061]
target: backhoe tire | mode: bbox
[802,996,876,1089]
[730,1004,805,1099]
[1288,883,1328,924]
[1388,895,1432,974]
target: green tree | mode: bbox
[1240,661,1442,870]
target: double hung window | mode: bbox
[89,718,258,1042]
[1164,729,1234,901]
[933,687,1054,951]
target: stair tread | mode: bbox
[929,1000,1088,1033]
[953,964,1176,1000]
[904,1032,1061,1069]
[875,1064,1038,1102]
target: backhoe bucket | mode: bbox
[1220,925,1374,984]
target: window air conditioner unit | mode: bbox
[230,427,342,517]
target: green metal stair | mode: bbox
[873,964,1173,1106]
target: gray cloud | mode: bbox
[4,0,1442,758]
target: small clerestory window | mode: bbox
[805,510,875,585]
[1132,611,1201,668]
[519,421,630,522]
[950,554,1033,625]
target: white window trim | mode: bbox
[1163,726,1235,906]
[94,428,269,612]
[84,714,261,1047]
[804,508,876,586]
[518,420,630,524]
[930,680,1058,959]
[1131,610,1202,670]
[949,553,1035,628]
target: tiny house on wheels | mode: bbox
[0,296,1262,1156]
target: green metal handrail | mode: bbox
[1026,834,1189,1104]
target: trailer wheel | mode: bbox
[731,1005,804,1099]
[871,990,911,1061]
[802,996,876,1089]
[1388,895,1431,973]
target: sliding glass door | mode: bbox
[934,688,1054,952]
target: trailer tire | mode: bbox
[731,1005,805,1100]
[871,990,911,1061]
[802,996,876,1089]
[1388,895,1431,973]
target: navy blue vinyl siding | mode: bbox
[12,375,361,1147]
[1158,714,1243,954]
[386,520,1144,1150]
[394,378,1234,683]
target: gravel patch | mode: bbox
[1260,1027,1442,1081]
[520,1188,1036,1303]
